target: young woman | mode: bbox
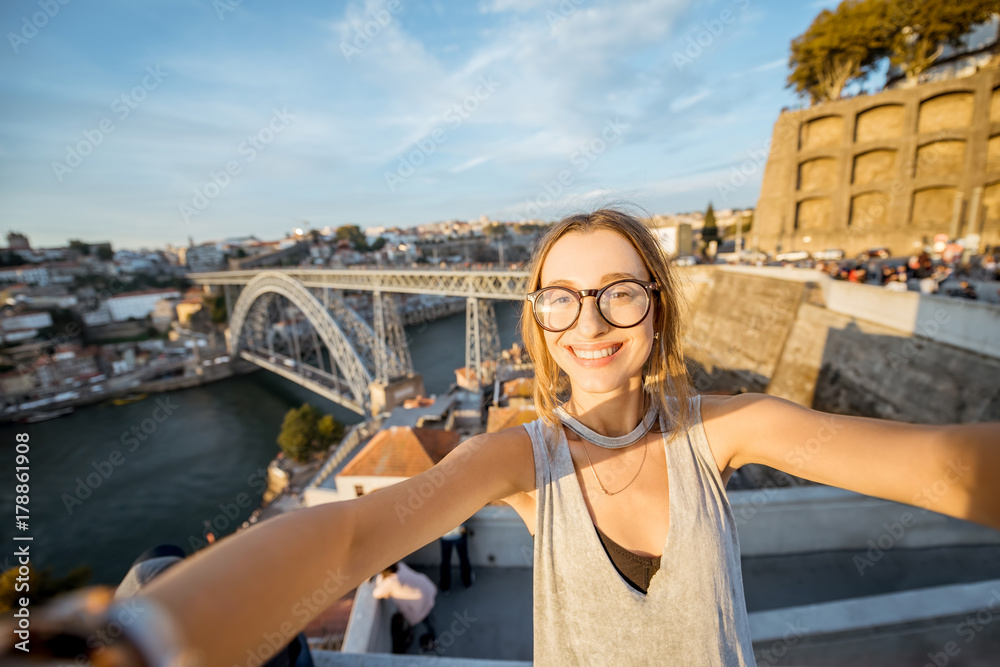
[133,208,999,666]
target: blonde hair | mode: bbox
[519,208,694,438]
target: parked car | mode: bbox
[775,251,811,262]
[812,249,845,261]
[857,247,891,261]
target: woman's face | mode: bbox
[538,229,656,398]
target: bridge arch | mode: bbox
[229,271,375,414]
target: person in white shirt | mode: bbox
[372,561,438,653]
[885,275,909,292]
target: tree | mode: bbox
[335,225,370,252]
[484,223,507,240]
[96,245,114,261]
[886,0,999,85]
[787,0,890,104]
[317,414,345,445]
[68,239,91,256]
[722,211,754,239]
[701,203,720,249]
[202,293,228,324]
[41,308,84,340]
[0,251,25,267]
[514,223,543,235]
[277,403,344,463]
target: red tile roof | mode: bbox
[338,426,460,477]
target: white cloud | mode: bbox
[450,155,493,173]
[752,58,786,72]
[669,89,711,112]
[480,0,551,12]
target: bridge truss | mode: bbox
[194,268,529,299]
[202,269,530,410]
[226,272,419,415]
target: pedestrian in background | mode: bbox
[439,522,475,591]
[372,561,438,654]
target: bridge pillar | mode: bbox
[223,284,237,321]
[373,290,414,382]
[465,297,501,389]
[369,375,427,416]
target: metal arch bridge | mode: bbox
[189,267,529,298]
[189,268,530,416]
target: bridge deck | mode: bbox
[189,268,530,300]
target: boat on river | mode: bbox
[112,393,148,406]
[20,407,74,423]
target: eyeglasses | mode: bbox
[525,279,658,332]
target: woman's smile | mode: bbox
[564,342,625,366]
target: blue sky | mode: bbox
[0,0,841,249]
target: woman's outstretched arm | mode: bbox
[705,393,1000,531]
[136,428,534,666]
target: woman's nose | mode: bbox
[574,296,607,336]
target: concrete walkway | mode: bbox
[404,565,533,662]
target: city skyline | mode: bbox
[1,0,849,248]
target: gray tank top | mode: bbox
[525,394,757,665]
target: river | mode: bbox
[0,301,524,586]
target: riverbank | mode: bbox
[0,358,259,424]
[8,301,521,586]
[135,358,259,393]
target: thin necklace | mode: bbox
[556,403,657,496]
[581,433,648,496]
